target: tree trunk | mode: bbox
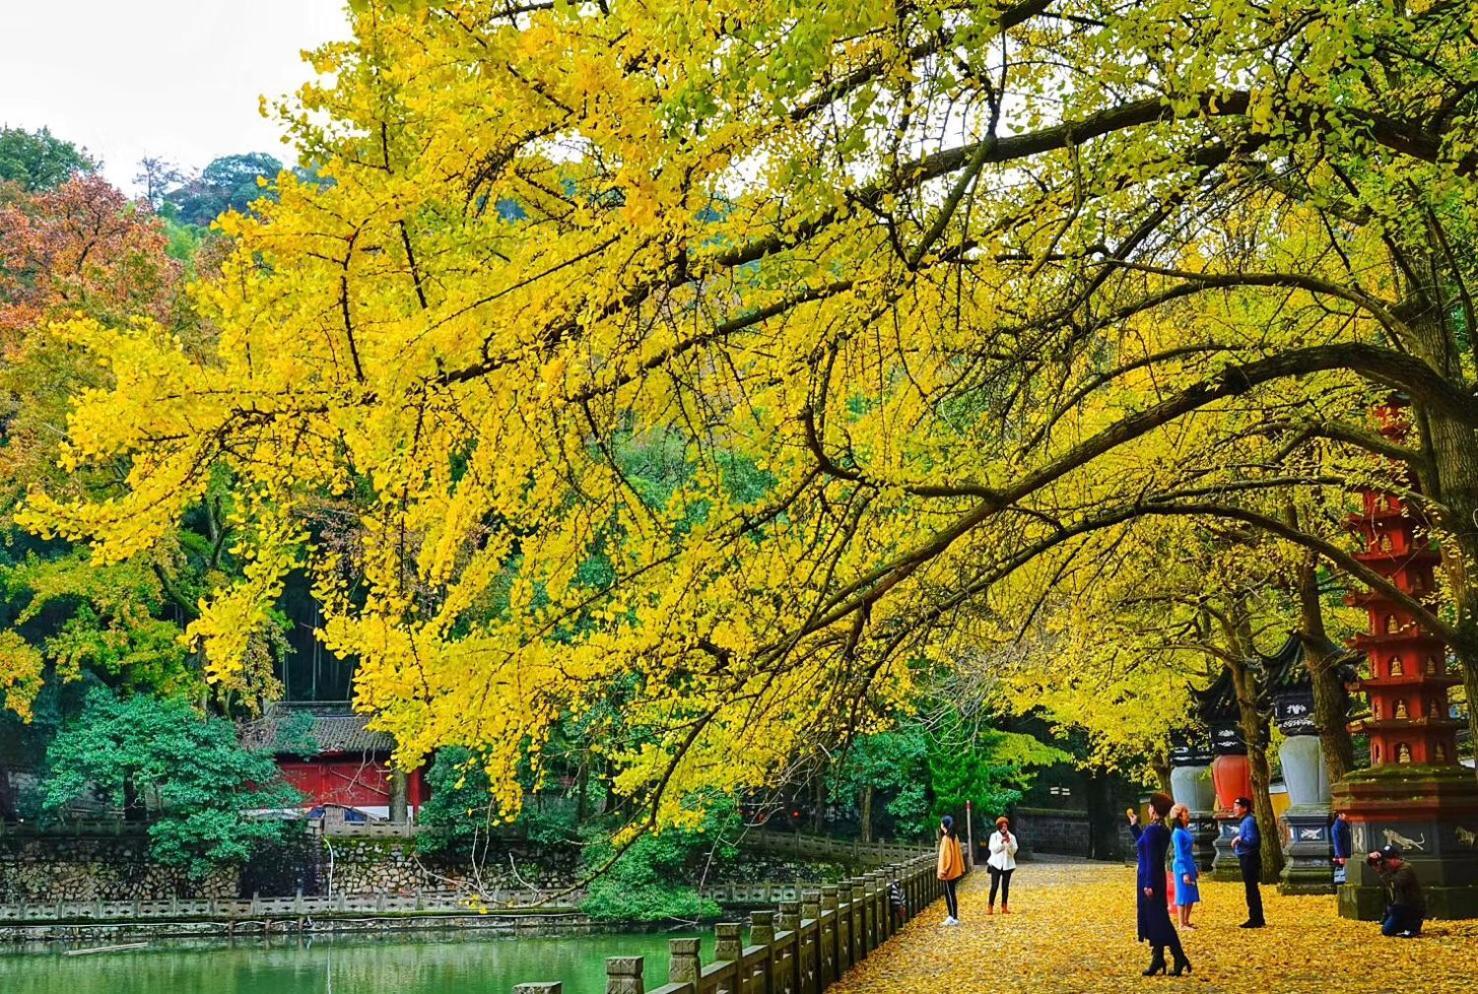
[389,768,408,825]
[1293,545,1356,783]
[1149,750,1172,795]
[812,768,825,834]
[1227,656,1284,881]
[1401,307,1478,782]
[859,786,873,843]
[122,778,147,823]
[1083,763,1113,860]
[575,751,590,826]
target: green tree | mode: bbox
[162,153,284,227]
[42,689,300,879]
[579,796,738,923]
[826,725,929,842]
[0,127,96,192]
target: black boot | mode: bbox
[1170,952,1193,976]
[1143,947,1167,976]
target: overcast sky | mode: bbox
[0,1,349,192]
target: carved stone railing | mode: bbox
[513,853,943,994]
[736,832,929,866]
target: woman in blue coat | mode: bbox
[1169,803,1200,929]
[1127,793,1192,976]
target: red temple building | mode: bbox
[1333,400,1478,919]
[245,702,426,823]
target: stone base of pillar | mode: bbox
[1210,815,1242,881]
[1279,804,1334,895]
[1333,766,1478,920]
[1190,812,1217,873]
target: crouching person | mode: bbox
[1368,844,1425,938]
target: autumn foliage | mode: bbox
[10,1,1478,830]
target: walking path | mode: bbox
[834,860,1478,994]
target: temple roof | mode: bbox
[1189,631,1358,720]
[1258,631,1360,691]
[241,702,395,756]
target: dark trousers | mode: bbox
[942,877,959,919]
[1238,852,1265,925]
[988,866,1013,906]
[1381,904,1423,937]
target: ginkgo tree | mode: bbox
[21,1,1478,831]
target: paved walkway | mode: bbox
[833,860,1478,994]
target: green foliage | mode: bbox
[826,724,930,823]
[41,689,300,878]
[579,798,738,923]
[0,127,96,192]
[415,746,495,859]
[162,153,284,227]
[926,729,1068,823]
[2,550,199,686]
[828,712,1069,836]
[418,745,586,858]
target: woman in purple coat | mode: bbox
[1126,792,1192,976]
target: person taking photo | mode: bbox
[1368,843,1425,938]
[986,815,1019,915]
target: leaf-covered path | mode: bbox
[834,860,1478,994]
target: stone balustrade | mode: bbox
[512,853,944,994]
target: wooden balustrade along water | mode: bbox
[512,852,947,994]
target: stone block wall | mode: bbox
[0,836,237,901]
[1011,808,1092,858]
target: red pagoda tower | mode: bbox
[1344,490,1461,769]
[1333,400,1478,920]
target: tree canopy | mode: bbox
[0,126,97,193]
[17,1,1478,830]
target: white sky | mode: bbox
[0,1,350,192]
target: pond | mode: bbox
[0,929,718,994]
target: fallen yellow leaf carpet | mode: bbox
[832,861,1478,994]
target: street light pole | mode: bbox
[965,800,975,869]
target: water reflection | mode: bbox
[0,928,716,994]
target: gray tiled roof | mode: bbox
[241,702,395,756]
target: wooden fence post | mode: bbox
[836,882,852,972]
[778,899,800,932]
[819,885,838,986]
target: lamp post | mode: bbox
[965,800,975,869]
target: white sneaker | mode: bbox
[942,916,959,926]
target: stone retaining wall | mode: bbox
[0,837,237,902]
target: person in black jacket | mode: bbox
[1127,793,1192,977]
[1369,844,1425,938]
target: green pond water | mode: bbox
[0,930,717,994]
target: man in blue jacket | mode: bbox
[1332,811,1353,885]
[1230,797,1266,928]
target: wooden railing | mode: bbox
[512,853,945,994]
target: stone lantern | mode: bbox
[1190,670,1256,882]
[1264,632,1353,894]
[1168,728,1216,871]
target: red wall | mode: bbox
[278,759,425,810]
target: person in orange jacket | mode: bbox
[937,814,966,925]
